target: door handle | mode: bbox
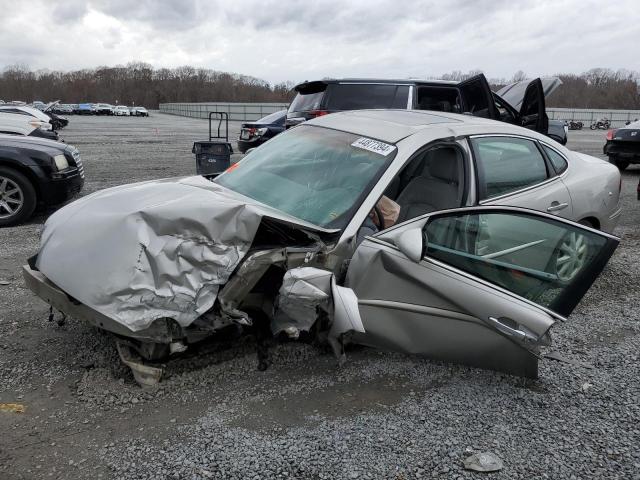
[488,316,533,342]
[546,202,569,212]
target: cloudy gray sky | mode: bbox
[1,0,637,84]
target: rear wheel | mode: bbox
[609,156,629,171]
[0,167,37,227]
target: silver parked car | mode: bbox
[23,110,621,384]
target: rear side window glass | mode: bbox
[289,92,324,113]
[324,84,409,110]
[416,87,461,113]
[472,137,549,199]
[542,145,568,174]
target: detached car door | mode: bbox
[346,206,618,378]
[457,74,498,120]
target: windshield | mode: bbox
[215,125,396,228]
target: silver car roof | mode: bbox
[305,109,519,144]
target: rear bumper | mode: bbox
[22,263,174,343]
[604,142,640,161]
[237,137,266,153]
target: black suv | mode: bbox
[286,75,567,144]
[0,135,84,226]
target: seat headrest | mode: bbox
[427,149,459,183]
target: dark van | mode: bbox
[286,75,566,143]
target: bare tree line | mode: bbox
[1,63,639,109]
[0,62,295,107]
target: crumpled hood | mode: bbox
[36,175,325,332]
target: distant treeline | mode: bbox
[0,62,295,107]
[1,63,639,109]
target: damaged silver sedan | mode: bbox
[23,110,620,385]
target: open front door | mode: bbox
[458,74,498,120]
[520,78,548,134]
[346,206,618,378]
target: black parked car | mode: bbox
[237,110,286,153]
[287,75,568,144]
[604,119,640,171]
[0,135,84,226]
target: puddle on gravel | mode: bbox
[228,375,442,432]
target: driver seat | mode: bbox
[395,148,462,223]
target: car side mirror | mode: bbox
[396,228,425,263]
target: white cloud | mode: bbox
[0,0,637,84]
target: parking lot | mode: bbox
[1,114,639,479]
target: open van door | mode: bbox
[458,74,498,120]
[520,78,548,134]
[496,77,562,135]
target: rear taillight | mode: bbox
[606,129,617,140]
[308,110,329,118]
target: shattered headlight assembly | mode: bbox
[53,154,69,171]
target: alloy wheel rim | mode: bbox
[556,232,588,282]
[0,176,24,219]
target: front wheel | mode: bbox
[0,167,37,227]
[590,124,596,130]
[554,231,589,283]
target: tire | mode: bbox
[616,160,629,171]
[0,167,37,227]
[590,124,596,130]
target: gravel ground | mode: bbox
[0,117,639,479]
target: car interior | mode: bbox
[415,86,461,114]
[383,145,465,223]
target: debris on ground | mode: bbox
[463,451,504,472]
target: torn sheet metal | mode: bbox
[273,267,365,359]
[35,176,333,332]
[273,267,333,336]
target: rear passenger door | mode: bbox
[470,135,573,220]
[458,74,498,120]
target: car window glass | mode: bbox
[289,92,324,112]
[543,145,568,174]
[416,87,460,113]
[324,84,410,110]
[472,137,548,199]
[424,211,608,315]
[216,126,395,229]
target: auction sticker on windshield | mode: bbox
[351,137,396,156]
